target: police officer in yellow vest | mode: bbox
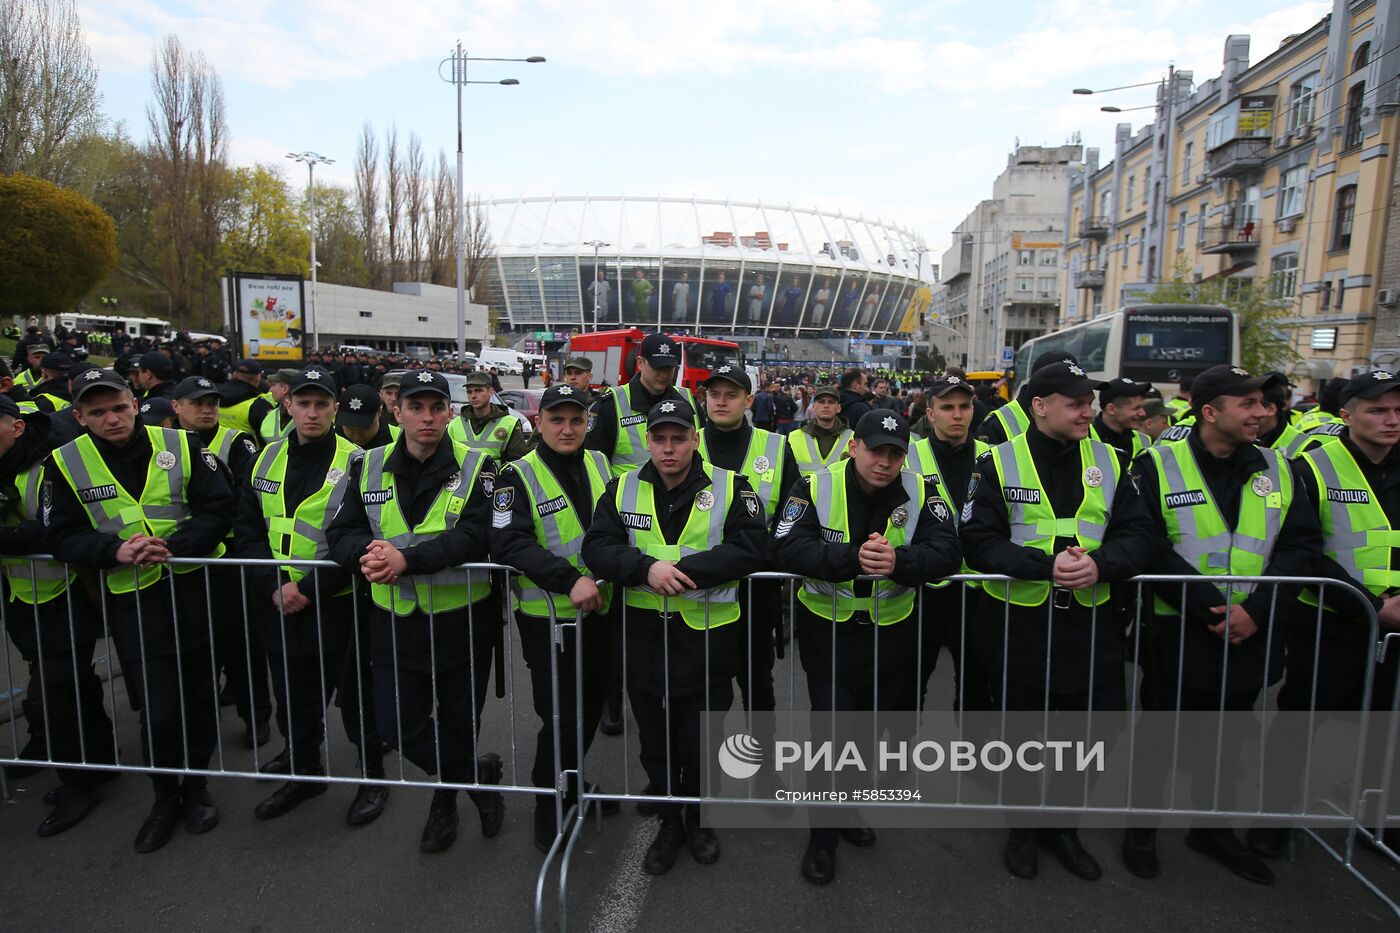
[904,375,994,712]
[0,397,116,837]
[582,397,767,876]
[585,332,702,476]
[1250,370,1400,857]
[1130,365,1325,885]
[1165,375,1194,424]
[490,383,616,852]
[977,351,1079,446]
[233,366,387,827]
[787,386,851,477]
[12,342,48,389]
[1257,381,1311,458]
[338,384,399,449]
[774,409,962,885]
[697,364,800,730]
[28,352,74,413]
[962,360,1156,883]
[327,369,505,854]
[43,368,234,854]
[449,370,527,460]
[258,369,299,446]
[171,375,271,746]
[217,358,276,438]
[1090,377,1153,459]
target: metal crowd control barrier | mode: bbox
[3,562,1400,930]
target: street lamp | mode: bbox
[583,239,609,331]
[1072,80,1162,95]
[285,150,334,353]
[438,44,545,364]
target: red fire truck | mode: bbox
[567,329,745,394]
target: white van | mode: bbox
[478,347,524,375]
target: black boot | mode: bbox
[1004,828,1038,879]
[801,841,836,885]
[1041,829,1101,880]
[37,785,101,838]
[254,778,328,820]
[684,807,720,865]
[420,789,459,853]
[347,784,390,827]
[599,682,623,736]
[467,753,505,838]
[643,816,687,875]
[1186,828,1274,885]
[535,796,562,853]
[133,792,182,854]
[1245,826,1289,859]
[1122,828,1159,878]
[182,781,220,835]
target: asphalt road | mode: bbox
[4,631,1400,932]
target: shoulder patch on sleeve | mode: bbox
[493,487,514,512]
[740,489,760,518]
[481,470,495,495]
[775,496,808,538]
[201,449,219,471]
[927,496,950,523]
[243,437,258,455]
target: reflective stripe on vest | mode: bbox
[448,412,520,458]
[1147,439,1291,611]
[508,449,613,618]
[1272,422,1311,459]
[254,434,363,590]
[798,459,924,624]
[1299,442,1400,604]
[13,370,38,389]
[616,463,739,628]
[51,426,222,593]
[207,425,241,468]
[1296,409,1343,433]
[905,437,989,529]
[787,428,851,476]
[610,383,697,476]
[699,427,787,519]
[259,407,294,445]
[360,440,490,616]
[990,400,1030,439]
[0,464,73,604]
[1089,422,1149,459]
[218,395,258,437]
[980,434,1116,607]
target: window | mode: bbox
[1270,253,1299,299]
[1278,166,1307,218]
[1336,279,1347,309]
[1177,210,1188,249]
[1016,277,1031,291]
[1122,236,1130,267]
[1198,202,1209,244]
[1018,250,1033,265]
[1098,190,1112,219]
[1040,251,1057,266]
[358,310,373,318]
[1126,175,1136,209]
[1143,167,1151,205]
[1355,42,1371,72]
[417,315,429,322]
[1332,185,1356,251]
[1182,142,1194,185]
[1344,82,1366,150]
[1139,227,1147,264]
[1288,72,1319,131]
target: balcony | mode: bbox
[1204,137,1270,179]
[1201,222,1260,254]
[1073,268,1105,289]
[1078,217,1110,240]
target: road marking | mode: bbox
[587,819,654,933]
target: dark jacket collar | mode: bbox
[385,430,458,475]
[638,454,709,495]
[1187,423,1266,471]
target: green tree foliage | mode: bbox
[1147,259,1300,374]
[219,164,309,274]
[0,172,117,315]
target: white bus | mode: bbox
[1010,304,1240,398]
[48,313,172,340]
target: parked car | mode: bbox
[497,388,546,430]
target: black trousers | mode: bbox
[734,579,779,715]
[212,565,271,730]
[919,586,996,712]
[373,605,495,785]
[516,609,611,805]
[629,680,734,820]
[1138,668,1257,814]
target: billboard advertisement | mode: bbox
[231,272,305,362]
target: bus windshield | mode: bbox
[1121,309,1233,382]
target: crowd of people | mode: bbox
[0,326,1395,896]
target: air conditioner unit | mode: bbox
[1297,124,1316,139]
[1277,217,1297,233]
[1275,134,1292,148]
[1380,288,1398,307]
[1195,173,1208,184]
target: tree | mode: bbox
[462,192,495,301]
[0,0,102,186]
[218,164,309,274]
[0,172,116,315]
[384,124,402,282]
[353,122,381,287]
[310,182,368,287]
[427,151,455,284]
[1147,258,1300,374]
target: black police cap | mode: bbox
[853,409,910,452]
[1340,370,1400,406]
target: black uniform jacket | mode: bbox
[582,456,766,696]
[584,374,704,460]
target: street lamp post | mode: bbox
[286,150,334,353]
[439,44,545,364]
[583,239,609,331]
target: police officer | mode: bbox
[1090,378,1152,458]
[961,361,1156,882]
[171,375,270,744]
[586,333,701,476]
[29,352,74,412]
[13,342,49,389]
[561,357,599,407]
[787,386,851,477]
[338,384,398,449]
[1250,370,1400,857]
[773,409,962,885]
[217,359,273,437]
[977,351,1079,445]
[1130,365,1328,884]
[697,364,799,751]
[135,351,178,401]
[1165,376,1194,424]
[904,375,992,711]
[377,371,402,428]
[327,369,505,853]
[1257,381,1310,457]
[448,370,527,459]
[235,366,387,825]
[258,370,299,445]
[0,398,117,835]
[582,398,767,875]
[43,368,234,853]
[1297,377,1347,433]
[1141,397,1173,442]
[490,383,615,852]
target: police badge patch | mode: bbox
[155,450,177,471]
[741,490,760,518]
[445,471,462,492]
[775,497,808,538]
[928,497,950,522]
[201,450,219,471]
[753,455,771,474]
[1251,475,1274,497]
[482,472,495,494]
[695,490,715,511]
[587,413,597,433]
[326,467,345,486]
[890,505,908,527]
[244,438,258,456]
[493,487,514,511]
[494,427,507,440]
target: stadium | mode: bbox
[481,196,935,343]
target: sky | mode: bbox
[79,0,1332,257]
